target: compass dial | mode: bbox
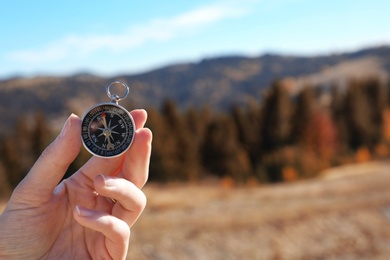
[81,103,135,158]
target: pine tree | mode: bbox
[0,112,54,189]
[0,116,33,188]
[232,104,260,171]
[0,138,21,188]
[147,100,205,182]
[183,107,210,181]
[363,78,385,145]
[259,80,293,152]
[290,86,316,145]
[343,80,375,149]
[330,85,349,152]
[202,115,251,183]
[31,112,51,161]
[0,162,11,199]
[146,107,177,182]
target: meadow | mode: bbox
[127,161,390,259]
[1,161,390,259]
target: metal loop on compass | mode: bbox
[106,80,130,103]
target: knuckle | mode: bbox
[38,142,68,171]
[134,191,147,212]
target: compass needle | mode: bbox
[101,112,108,129]
[110,135,115,142]
[106,135,115,150]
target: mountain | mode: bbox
[0,45,389,133]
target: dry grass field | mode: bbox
[128,162,390,259]
[1,162,390,259]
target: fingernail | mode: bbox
[53,181,65,195]
[75,205,94,217]
[96,174,107,186]
[59,114,73,138]
[97,174,115,187]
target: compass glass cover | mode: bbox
[81,103,135,158]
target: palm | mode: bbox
[47,173,121,259]
[1,173,119,259]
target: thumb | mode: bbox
[14,114,82,205]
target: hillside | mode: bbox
[127,161,390,259]
[0,45,389,133]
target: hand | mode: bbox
[0,109,152,260]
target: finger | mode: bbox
[131,109,148,129]
[94,174,147,226]
[78,109,148,180]
[15,114,81,204]
[74,206,129,259]
[118,128,152,188]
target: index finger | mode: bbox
[116,128,152,188]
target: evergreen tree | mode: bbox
[146,107,177,182]
[343,80,375,149]
[0,116,33,188]
[0,162,11,199]
[202,115,251,182]
[259,80,293,152]
[31,112,51,161]
[161,100,188,180]
[0,113,53,189]
[363,78,385,145]
[290,86,316,144]
[232,104,260,170]
[330,85,349,152]
[386,79,390,108]
[0,138,21,188]
[148,100,205,182]
[183,107,210,181]
[162,100,196,181]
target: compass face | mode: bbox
[81,103,135,158]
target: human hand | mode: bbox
[0,109,152,260]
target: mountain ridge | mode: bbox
[0,45,389,133]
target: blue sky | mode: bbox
[1,0,389,79]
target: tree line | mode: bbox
[147,78,390,184]
[1,78,390,198]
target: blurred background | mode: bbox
[1,0,390,259]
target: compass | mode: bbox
[81,81,135,158]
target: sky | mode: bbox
[1,0,389,79]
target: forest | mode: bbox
[1,77,390,199]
